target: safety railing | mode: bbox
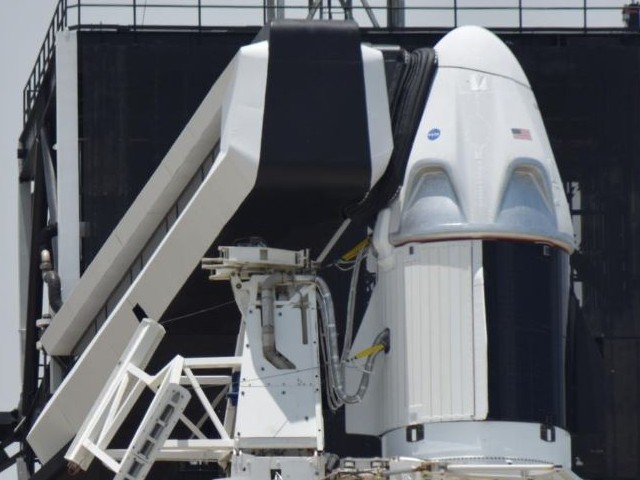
[23,0,67,125]
[23,0,632,126]
[61,1,628,31]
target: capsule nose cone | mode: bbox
[435,25,529,86]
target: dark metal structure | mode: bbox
[9,2,640,479]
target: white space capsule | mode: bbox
[347,26,577,474]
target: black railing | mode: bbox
[23,0,67,126]
[58,0,629,31]
[22,0,631,126]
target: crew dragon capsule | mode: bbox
[346,25,578,477]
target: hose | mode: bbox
[341,245,368,363]
[40,249,62,313]
[315,276,389,410]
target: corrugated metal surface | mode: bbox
[381,240,487,431]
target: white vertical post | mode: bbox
[55,30,80,300]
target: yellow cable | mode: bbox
[341,238,370,262]
[351,343,385,360]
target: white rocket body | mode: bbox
[346,26,576,470]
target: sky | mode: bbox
[0,0,59,399]
[0,3,59,479]
[0,1,628,479]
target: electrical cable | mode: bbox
[159,300,236,325]
[341,244,368,363]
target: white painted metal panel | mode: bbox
[113,383,191,480]
[403,242,475,422]
[471,241,488,419]
[344,283,384,436]
[382,421,572,469]
[362,45,393,188]
[41,53,237,355]
[235,279,323,450]
[55,31,80,299]
[229,454,324,480]
[379,248,408,432]
[28,42,270,462]
[356,240,488,435]
[29,319,165,462]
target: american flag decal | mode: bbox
[511,128,532,140]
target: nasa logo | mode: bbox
[428,128,441,141]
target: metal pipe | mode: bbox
[518,0,523,30]
[40,249,63,313]
[583,0,588,30]
[40,129,58,225]
[337,0,353,19]
[387,0,405,29]
[453,0,458,27]
[261,273,296,369]
[359,0,380,28]
[352,328,389,400]
[265,0,276,23]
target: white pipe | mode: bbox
[41,249,62,313]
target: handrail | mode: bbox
[22,0,634,127]
[23,0,67,126]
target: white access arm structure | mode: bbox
[28,39,392,464]
[64,247,327,480]
[27,42,267,462]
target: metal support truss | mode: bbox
[65,319,241,479]
[307,0,380,27]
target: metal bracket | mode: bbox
[405,424,424,443]
[540,423,556,442]
[202,246,309,281]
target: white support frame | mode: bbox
[30,44,269,463]
[67,354,242,472]
[62,249,330,479]
[55,30,80,299]
[65,321,242,474]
